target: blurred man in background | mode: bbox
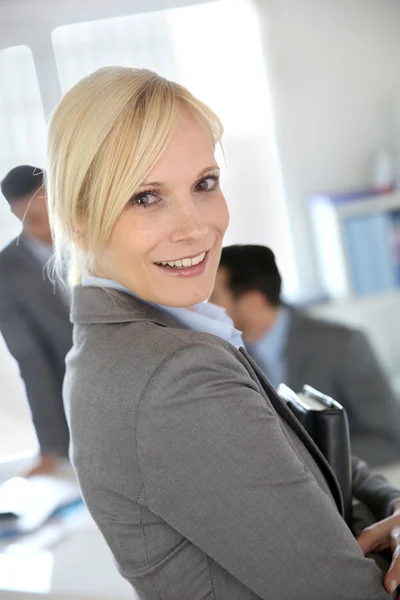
[211,244,400,467]
[0,165,72,475]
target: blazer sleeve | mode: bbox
[137,342,388,600]
[352,456,400,520]
[337,329,400,446]
[0,289,69,456]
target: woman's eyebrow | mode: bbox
[140,165,220,189]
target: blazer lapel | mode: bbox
[240,347,344,516]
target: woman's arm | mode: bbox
[352,457,400,594]
[357,501,400,595]
[137,342,388,600]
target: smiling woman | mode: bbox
[46,67,399,600]
[95,109,229,307]
[47,66,226,305]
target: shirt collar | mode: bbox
[247,306,291,360]
[22,233,53,268]
[82,275,244,349]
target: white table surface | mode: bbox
[0,455,136,600]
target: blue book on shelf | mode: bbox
[309,188,388,207]
[343,213,396,295]
[390,210,400,286]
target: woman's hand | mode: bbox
[357,501,400,595]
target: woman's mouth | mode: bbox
[154,250,209,277]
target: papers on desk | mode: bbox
[0,475,82,538]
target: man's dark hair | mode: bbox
[219,244,282,306]
[1,165,44,205]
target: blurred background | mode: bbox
[1,0,400,598]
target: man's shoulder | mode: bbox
[289,307,359,341]
[0,238,36,302]
[0,237,27,270]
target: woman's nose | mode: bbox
[169,199,208,244]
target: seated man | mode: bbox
[210,244,400,467]
[0,165,72,475]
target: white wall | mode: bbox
[257,0,400,297]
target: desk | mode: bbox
[0,455,135,600]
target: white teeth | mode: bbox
[157,251,206,268]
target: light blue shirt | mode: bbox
[82,275,244,349]
[246,307,291,390]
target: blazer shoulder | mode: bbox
[144,320,237,367]
[291,308,359,340]
[0,241,23,301]
[0,239,17,265]
[0,238,30,273]
[66,320,243,458]
[71,318,239,396]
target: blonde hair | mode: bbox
[46,67,223,285]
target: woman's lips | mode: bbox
[154,250,209,278]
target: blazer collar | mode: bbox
[71,285,182,329]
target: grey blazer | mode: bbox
[66,286,400,600]
[286,308,400,466]
[0,235,72,456]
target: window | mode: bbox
[0,45,47,249]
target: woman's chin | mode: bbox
[158,286,212,309]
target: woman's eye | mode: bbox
[195,175,219,192]
[130,191,159,208]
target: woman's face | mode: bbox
[98,110,229,307]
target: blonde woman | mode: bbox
[47,67,400,599]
